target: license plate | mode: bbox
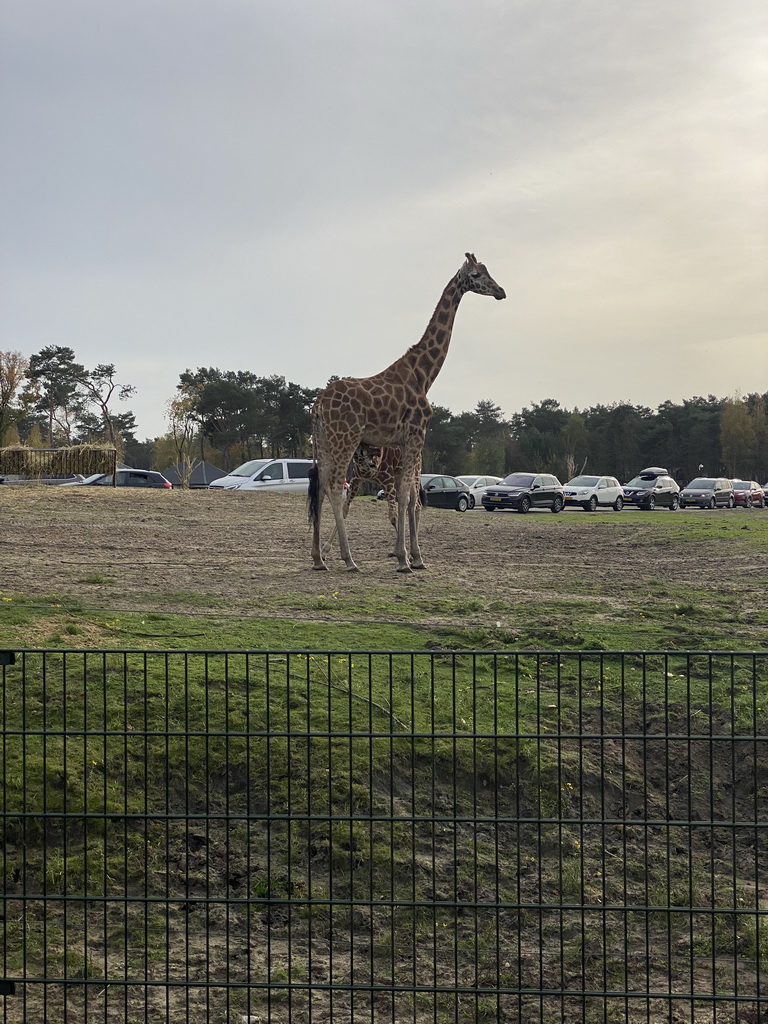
[490,496,502,502]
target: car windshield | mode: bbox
[567,476,600,486]
[230,459,272,478]
[457,476,479,485]
[732,481,751,489]
[685,478,714,489]
[502,473,535,487]
[626,476,655,489]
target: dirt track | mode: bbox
[1,486,766,626]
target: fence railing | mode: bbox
[0,446,117,483]
[1,648,766,1023]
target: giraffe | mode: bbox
[318,445,408,561]
[308,253,506,573]
[344,445,411,529]
[343,445,426,560]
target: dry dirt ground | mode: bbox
[1,484,766,623]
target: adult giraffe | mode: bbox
[308,253,505,572]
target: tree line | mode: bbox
[1,347,766,484]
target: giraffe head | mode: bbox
[459,253,506,300]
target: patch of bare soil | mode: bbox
[1,485,763,620]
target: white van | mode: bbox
[208,458,314,493]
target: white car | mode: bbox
[456,474,504,509]
[563,474,624,512]
[209,458,314,493]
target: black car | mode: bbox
[481,472,565,513]
[420,474,471,511]
[622,469,680,510]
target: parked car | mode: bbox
[679,478,734,509]
[563,475,624,512]
[61,473,111,486]
[420,474,471,511]
[208,458,314,493]
[456,474,504,508]
[730,480,765,508]
[481,472,565,513]
[72,469,173,489]
[1,474,85,485]
[622,470,680,510]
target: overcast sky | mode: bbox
[2,0,766,439]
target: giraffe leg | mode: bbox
[393,447,422,572]
[407,482,426,569]
[385,487,399,557]
[393,495,411,572]
[309,467,329,571]
[327,479,360,571]
[342,479,359,519]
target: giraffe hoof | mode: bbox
[411,562,427,570]
[312,564,329,571]
[396,565,413,574]
[345,565,360,573]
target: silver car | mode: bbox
[456,474,504,509]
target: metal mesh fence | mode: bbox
[1,648,766,1023]
[0,446,117,481]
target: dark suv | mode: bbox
[622,468,680,510]
[482,472,564,513]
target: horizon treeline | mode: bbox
[1,349,766,484]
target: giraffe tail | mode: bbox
[307,465,320,527]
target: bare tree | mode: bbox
[0,350,28,445]
[74,363,136,446]
[166,393,198,488]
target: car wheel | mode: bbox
[708,497,716,509]
[518,496,531,514]
[646,496,655,511]
[484,506,496,511]
[469,495,475,509]
[669,494,680,510]
[584,495,598,512]
[745,497,752,509]
[551,496,564,513]
[728,496,735,508]
[613,496,623,511]
[456,495,469,512]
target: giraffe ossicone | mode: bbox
[308,253,505,573]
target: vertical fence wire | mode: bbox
[0,648,766,1023]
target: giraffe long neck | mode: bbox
[389,273,465,393]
